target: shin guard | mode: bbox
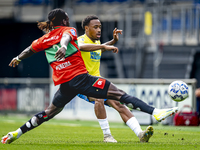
[20,111,49,134]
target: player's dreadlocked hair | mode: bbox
[37,8,68,32]
[81,15,99,30]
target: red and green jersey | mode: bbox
[31,26,88,86]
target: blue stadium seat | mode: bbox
[162,17,200,31]
[77,0,129,3]
[77,0,96,3]
[16,0,50,5]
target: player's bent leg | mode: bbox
[107,83,178,121]
[1,87,68,144]
[77,93,117,143]
[1,104,63,144]
[106,100,133,123]
[107,100,150,142]
[1,111,51,144]
[1,111,50,144]
[93,98,107,119]
[107,83,154,115]
[91,98,117,143]
[20,104,63,134]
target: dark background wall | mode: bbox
[0,21,50,78]
[0,20,106,78]
[190,51,200,88]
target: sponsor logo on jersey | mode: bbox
[43,35,60,43]
[71,29,76,36]
[56,61,71,70]
[90,51,100,61]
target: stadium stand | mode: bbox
[142,46,196,78]
[0,0,15,19]
[0,0,199,80]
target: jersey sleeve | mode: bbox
[30,39,43,53]
[63,27,77,41]
[77,36,85,45]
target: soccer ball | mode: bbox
[168,80,189,102]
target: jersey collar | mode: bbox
[54,26,65,29]
[84,34,99,44]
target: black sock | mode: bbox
[120,93,155,115]
[20,111,50,134]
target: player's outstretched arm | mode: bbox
[79,43,105,52]
[9,46,35,67]
[102,45,119,53]
[103,28,122,45]
[79,44,118,53]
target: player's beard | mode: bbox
[95,37,100,40]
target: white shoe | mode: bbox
[1,131,18,144]
[138,126,154,142]
[103,134,117,143]
[153,107,178,122]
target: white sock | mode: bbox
[98,118,111,135]
[126,117,142,137]
[16,128,23,138]
[152,108,160,115]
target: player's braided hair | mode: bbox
[37,8,68,32]
[81,15,99,30]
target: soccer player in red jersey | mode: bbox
[1,8,178,144]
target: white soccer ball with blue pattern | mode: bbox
[168,80,189,102]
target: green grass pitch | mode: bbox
[0,115,200,150]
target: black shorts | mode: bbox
[52,73,111,108]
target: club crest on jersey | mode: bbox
[92,78,106,89]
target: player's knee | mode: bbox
[95,98,104,103]
[116,101,126,109]
[53,89,71,108]
[94,99,105,107]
